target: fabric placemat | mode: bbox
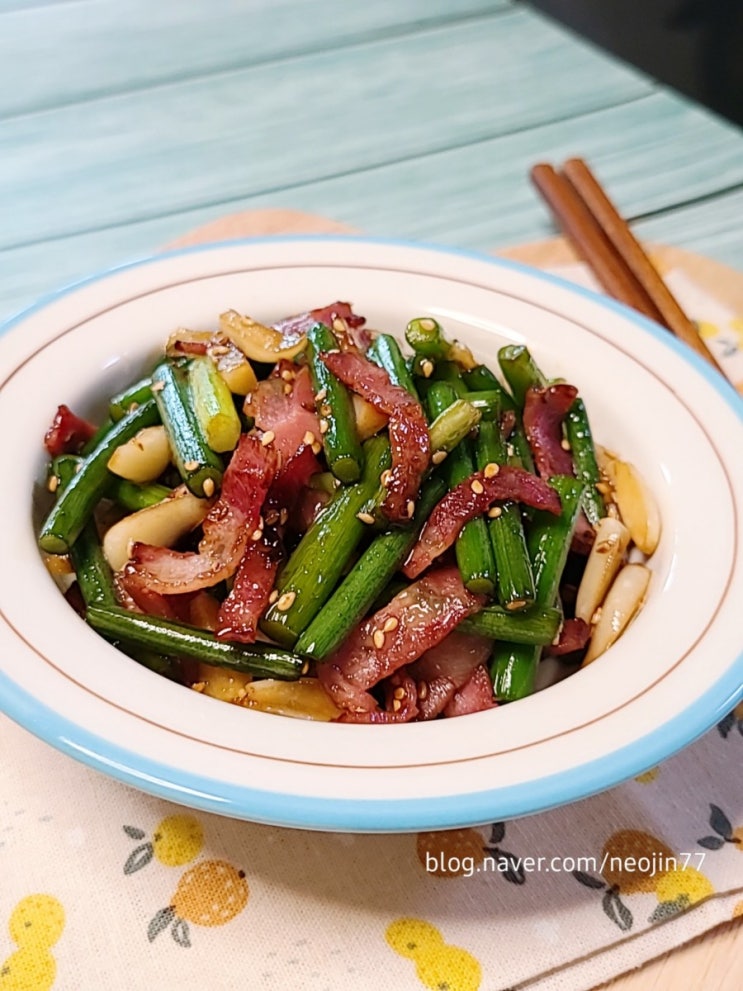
[2,213,741,991]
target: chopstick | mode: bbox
[530,159,723,373]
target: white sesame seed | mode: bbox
[483,462,500,478]
[332,317,347,333]
[431,450,447,465]
[373,630,385,649]
[279,508,289,525]
[393,686,406,700]
[487,506,502,519]
[303,431,316,446]
[319,418,329,434]
[276,591,296,612]
[128,402,139,412]
[417,681,428,700]
[280,369,294,381]
[560,438,571,451]
[184,459,199,472]
[315,388,327,402]
[419,318,437,331]
[319,403,332,417]
[301,661,310,676]
[251,529,263,541]
[357,512,375,525]
[383,617,399,633]
[283,383,293,395]
[268,589,279,604]
[311,441,322,455]
[391,698,402,712]
[471,479,485,495]
[591,607,603,625]
[506,599,528,612]
[261,430,275,446]
[202,478,215,497]
[47,474,59,493]
[380,469,392,487]
[421,359,434,378]
[151,380,165,393]
[264,509,279,526]
[407,500,415,518]
[506,443,515,457]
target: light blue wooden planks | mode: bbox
[2,93,743,324]
[0,0,507,116]
[0,8,652,250]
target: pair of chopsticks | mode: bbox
[530,159,723,374]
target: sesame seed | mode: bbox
[202,478,215,497]
[487,506,502,519]
[258,515,264,530]
[311,441,322,455]
[128,402,139,412]
[332,317,347,333]
[506,443,515,457]
[301,661,310,676]
[47,474,59,493]
[261,430,275,446]
[357,512,376,525]
[419,318,437,331]
[184,460,199,472]
[268,589,279,604]
[560,438,571,451]
[431,450,447,465]
[506,599,528,611]
[383,617,399,633]
[393,687,406,700]
[319,418,329,434]
[591,607,603,625]
[421,359,434,378]
[391,698,402,712]
[471,479,485,495]
[279,508,288,525]
[251,529,263,541]
[283,383,293,394]
[319,403,332,417]
[483,462,500,478]
[264,509,279,526]
[315,388,327,402]
[417,681,429,700]
[303,431,316,446]
[380,469,392,487]
[151,380,165,393]
[210,345,230,356]
[373,630,385,649]
[191,681,206,693]
[280,368,294,381]
[276,591,296,612]
[407,500,415,518]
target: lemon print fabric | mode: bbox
[572,828,715,929]
[386,918,482,991]
[148,860,249,948]
[123,814,205,873]
[0,895,65,991]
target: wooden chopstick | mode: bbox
[530,159,723,373]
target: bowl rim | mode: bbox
[1,234,742,832]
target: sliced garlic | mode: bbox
[241,678,341,721]
[107,425,171,483]
[575,517,631,623]
[583,563,651,665]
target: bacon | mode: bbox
[523,384,578,479]
[44,404,97,456]
[336,670,419,723]
[273,301,370,351]
[404,465,562,579]
[318,566,484,714]
[320,349,430,521]
[549,617,591,656]
[267,444,321,514]
[245,365,320,465]
[123,434,278,595]
[442,664,497,718]
[216,532,281,643]
[410,631,493,720]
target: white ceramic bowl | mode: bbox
[1,237,741,832]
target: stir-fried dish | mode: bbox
[38,302,660,722]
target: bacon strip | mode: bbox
[548,617,591,656]
[216,533,281,643]
[442,664,497,718]
[44,404,97,456]
[523,384,578,479]
[336,670,419,724]
[318,566,484,714]
[245,365,320,465]
[404,465,562,579]
[410,631,493,720]
[124,434,278,595]
[320,349,430,521]
[274,301,369,351]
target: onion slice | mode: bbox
[583,563,651,665]
[575,517,631,623]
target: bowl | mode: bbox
[1,236,741,832]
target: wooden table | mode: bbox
[1,2,742,987]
